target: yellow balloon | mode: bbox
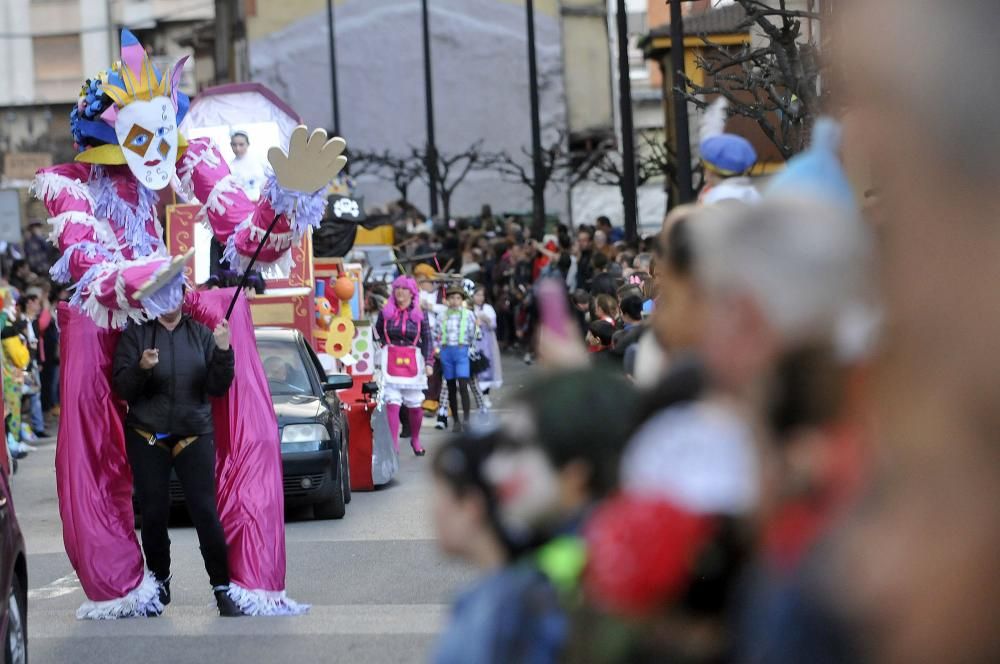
[324,316,355,358]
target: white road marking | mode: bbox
[28,572,81,601]
[28,603,450,637]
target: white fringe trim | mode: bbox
[226,582,310,616]
[170,174,198,205]
[177,139,222,195]
[151,215,167,253]
[80,261,166,329]
[31,171,96,208]
[114,270,130,312]
[245,221,294,254]
[48,211,121,255]
[76,569,163,620]
[81,274,132,329]
[230,247,295,279]
[196,175,240,227]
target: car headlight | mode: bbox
[281,424,330,443]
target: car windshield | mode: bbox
[257,339,314,395]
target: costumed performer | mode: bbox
[33,29,346,619]
[471,284,502,399]
[374,276,433,456]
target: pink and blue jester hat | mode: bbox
[70,29,190,190]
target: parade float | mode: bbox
[168,83,397,490]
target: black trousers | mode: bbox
[125,429,230,588]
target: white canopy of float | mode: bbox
[178,83,303,284]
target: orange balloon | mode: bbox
[333,274,355,301]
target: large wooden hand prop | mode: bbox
[133,248,195,300]
[268,126,347,193]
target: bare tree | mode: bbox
[350,149,425,202]
[678,0,824,159]
[488,132,571,238]
[584,135,675,189]
[636,132,705,197]
[344,149,384,179]
[413,141,489,222]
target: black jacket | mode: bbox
[113,316,234,436]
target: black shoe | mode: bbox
[452,419,464,434]
[214,587,247,617]
[157,579,171,606]
[34,430,49,439]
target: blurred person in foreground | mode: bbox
[605,123,875,661]
[432,368,637,664]
[566,205,751,664]
[697,125,875,663]
[835,2,1000,661]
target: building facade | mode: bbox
[245,0,578,222]
[0,0,206,182]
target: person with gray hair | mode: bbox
[692,197,873,394]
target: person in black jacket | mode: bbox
[112,303,244,617]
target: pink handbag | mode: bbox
[384,318,421,379]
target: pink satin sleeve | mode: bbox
[54,303,145,601]
[178,138,294,273]
[185,288,288,592]
[178,137,328,275]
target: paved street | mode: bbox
[13,357,529,663]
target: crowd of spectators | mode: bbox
[1,221,66,464]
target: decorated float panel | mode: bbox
[165,202,315,337]
[172,83,395,490]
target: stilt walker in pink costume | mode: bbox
[32,30,347,619]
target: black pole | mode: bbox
[421,0,440,218]
[525,0,546,240]
[213,0,232,84]
[615,0,638,242]
[670,0,694,203]
[225,216,281,320]
[326,0,341,137]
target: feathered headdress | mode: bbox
[71,29,190,165]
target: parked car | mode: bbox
[255,327,354,519]
[0,465,27,663]
[145,327,354,522]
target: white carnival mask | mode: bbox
[115,97,178,190]
[483,446,561,536]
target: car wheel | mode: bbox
[5,572,27,664]
[343,444,352,505]
[313,459,346,520]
